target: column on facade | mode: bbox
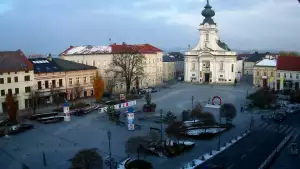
[212,58,216,83]
[199,60,202,83]
[196,57,200,82]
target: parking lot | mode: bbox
[0,82,260,169]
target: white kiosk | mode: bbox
[63,102,71,122]
[205,96,225,124]
[127,107,135,131]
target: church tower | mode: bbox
[193,0,230,51]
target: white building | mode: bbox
[60,43,164,92]
[184,0,237,84]
[0,50,35,113]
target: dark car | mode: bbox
[273,113,286,122]
[150,87,158,93]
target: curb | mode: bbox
[258,129,294,169]
[181,130,251,169]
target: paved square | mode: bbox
[0,83,261,169]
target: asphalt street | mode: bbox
[0,82,260,169]
[200,122,292,169]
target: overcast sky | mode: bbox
[0,0,299,55]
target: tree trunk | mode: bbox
[126,81,131,94]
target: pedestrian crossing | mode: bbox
[255,122,294,135]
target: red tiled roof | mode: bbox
[110,43,163,54]
[277,56,300,71]
[0,50,34,73]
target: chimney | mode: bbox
[47,53,52,61]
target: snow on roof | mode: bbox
[255,59,277,67]
[65,46,111,55]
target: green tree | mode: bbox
[106,105,119,121]
[106,43,145,94]
[69,148,103,169]
[165,120,183,142]
[145,92,151,105]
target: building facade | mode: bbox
[29,57,97,105]
[60,43,163,92]
[277,56,300,91]
[184,1,237,84]
[162,55,176,81]
[253,59,277,89]
[0,50,35,113]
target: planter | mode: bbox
[125,159,153,169]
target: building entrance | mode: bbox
[204,73,210,83]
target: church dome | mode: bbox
[201,0,216,25]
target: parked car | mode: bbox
[150,87,158,93]
[286,105,300,114]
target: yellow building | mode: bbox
[29,56,97,105]
[0,50,35,113]
[253,59,277,89]
[162,55,176,81]
[60,43,164,92]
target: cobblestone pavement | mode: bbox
[0,82,263,169]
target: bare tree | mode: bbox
[105,78,116,95]
[69,148,103,169]
[165,120,184,142]
[220,103,237,122]
[28,89,39,114]
[50,87,61,108]
[146,130,160,143]
[106,43,145,94]
[189,103,203,121]
[201,112,216,125]
[73,83,83,103]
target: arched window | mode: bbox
[231,64,234,72]
[206,34,209,41]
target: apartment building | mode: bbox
[29,56,97,105]
[0,50,35,113]
[253,59,277,89]
[277,56,300,91]
[162,55,176,81]
[60,43,164,92]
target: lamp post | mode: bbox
[192,96,194,110]
[107,130,112,169]
[160,109,163,142]
[218,108,221,150]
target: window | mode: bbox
[277,73,280,78]
[264,72,267,76]
[8,72,10,75]
[14,77,18,82]
[290,73,292,79]
[220,61,224,70]
[69,78,72,85]
[206,34,209,41]
[15,88,19,94]
[0,78,4,84]
[25,71,29,73]
[25,87,31,93]
[203,64,206,67]
[220,75,223,77]
[93,60,95,66]
[90,76,94,83]
[59,79,63,87]
[7,77,11,83]
[76,77,79,84]
[296,74,299,79]
[15,72,17,74]
[231,64,234,72]
[8,89,12,95]
[191,62,196,71]
[257,71,260,76]
[38,81,42,90]
[284,73,286,78]
[270,72,273,77]
[24,75,30,81]
[52,80,56,88]
[45,81,49,89]
[84,77,87,83]
[1,90,5,96]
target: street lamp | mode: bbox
[192,96,194,110]
[107,130,112,169]
[160,109,163,142]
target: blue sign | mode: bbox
[128,107,134,113]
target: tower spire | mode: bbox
[207,0,209,5]
[201,0,215,25]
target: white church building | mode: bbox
[184,0,237,84]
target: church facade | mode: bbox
[184,0,237,84]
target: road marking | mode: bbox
[248,146,256,152]
[240,154,247,159]
[279,125,288,133]
[284,126,293,135]
[227,164,236,169]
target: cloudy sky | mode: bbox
[0,0,299,55]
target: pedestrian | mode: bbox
[241,106,243,113]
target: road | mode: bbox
[198,122,293,169]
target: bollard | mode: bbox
[201,156,205,161]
